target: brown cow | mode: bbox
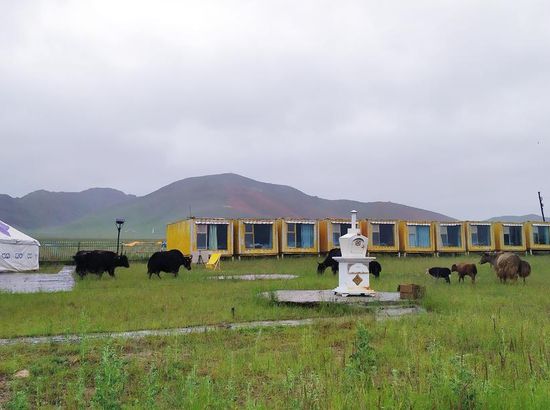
[451,263,477,283]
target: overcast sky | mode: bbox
[2,1,549,220]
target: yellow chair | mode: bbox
[205,253,222,270]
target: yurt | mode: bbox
[0,220,40,272]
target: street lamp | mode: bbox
[115,218,125,255]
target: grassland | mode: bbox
[1,255,549,408]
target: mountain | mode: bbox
[2,173,455,239]
[0,188,136,229]
[487,214,543,223]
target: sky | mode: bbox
[2,0,549,220]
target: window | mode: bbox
[287,223,315,248]
[332,223,351,245]
[196,224,229,250]
[408,225,430,248]
[371,223,395,246]
[535,226,550,245]
[441,225,461,247]
[471,225,490,246]
[244,224,273,249]
[197,224,207,249]
[503,226,522,246]
[287,223,296,247]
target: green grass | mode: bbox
[0,255,549,408]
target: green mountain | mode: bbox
[2,173,455,239]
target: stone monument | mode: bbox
[333,210,376,296]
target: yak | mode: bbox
[317,248,341,274]
[147,249,192,278]
[426,267,452,284]
[480,252,520,283]
[317,248,382,278]
[451,263,477,283]
[518,260,531,284]
[368,260,382,278]
[73,250,130,278]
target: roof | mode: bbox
[0,220,40,246]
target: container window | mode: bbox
[442,225,461,247]
[197,224,207,249]
[535,226,550,245]
[471,225,490,246]
[372,224,394,246]
[245,224,273,249]
[504,226,522,246]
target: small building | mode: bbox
[465,222,495,253]
[525,221,550,253]
[494,222,526,253]
[278,218,319,256]
[233,219,279,257]
[434,222,466,254]
[166,218,234,262]
[398,221,436,255]
[364,220,399,254]
[318,218,351,252]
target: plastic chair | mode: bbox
[205,253,222,270]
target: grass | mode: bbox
[0,254,549,408]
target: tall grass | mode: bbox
[0,254,549,407]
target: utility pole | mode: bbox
[538,192,546,222]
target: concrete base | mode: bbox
[263,289,405,306]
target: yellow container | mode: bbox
[166,218,234,260]
[318,218,351,252]
[364,220,399,254]
[233,219,279,257]
[278,218,319,255]
[398,221,436,255]
[494,222,526,252]
[525,221,550,252]
[434,222,466,254]
[464,222,495,252]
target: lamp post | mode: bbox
[115,218,125,255]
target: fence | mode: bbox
[39,240,163,262]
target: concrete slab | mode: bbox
[262,289,405,305]
[210,274,298,281]
[0,266,75,294]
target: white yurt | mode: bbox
[0,219,40,272]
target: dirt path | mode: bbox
[0,266,75,293]
[0,319,317,346]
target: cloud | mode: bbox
[1,0,550,219]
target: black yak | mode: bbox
[147,249,191,278]
[317,248,341,274]
[369,260,382,278]
[73,250,129,278]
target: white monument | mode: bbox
[333,210,376,296]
